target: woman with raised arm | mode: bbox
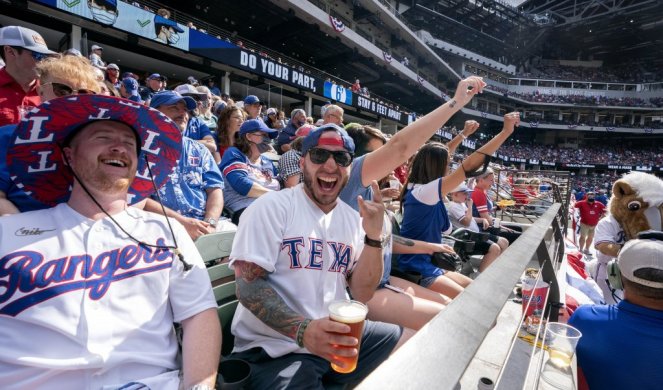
[397,112,521,299]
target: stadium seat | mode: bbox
[195,230,235,266]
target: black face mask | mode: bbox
[587,198,595,203]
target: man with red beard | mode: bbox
[0,95,220,389]
[226,124,408,389]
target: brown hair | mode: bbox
[399,142,449,209]
[217,106,243,149]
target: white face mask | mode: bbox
[89,6,117,25]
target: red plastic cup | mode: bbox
[522,280,549,317]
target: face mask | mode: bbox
[252,137,271,154]
[89,7,117,25]
[587,198,595,203]
[168,32,181,45]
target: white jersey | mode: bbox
[593,214,626,265]
[229,184,365,358]
[0,204,216,390]
[447,201,479,232]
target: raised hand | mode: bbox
[452,76,487,107]
[462,120,480,137]
[357,181,385,240]
[503,112,521,134]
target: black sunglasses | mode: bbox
[308,148,353,167]
[43,82,96,97]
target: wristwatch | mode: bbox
[364,234,386,248]
[204,217,217,228]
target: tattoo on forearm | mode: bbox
[393,235,415,247]
[449,99,457,108]
[235,261,304,339]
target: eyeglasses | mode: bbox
[308,148,353,167]
[42,82,96,97]
[11,46,49,61]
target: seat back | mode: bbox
[195,230,235,265]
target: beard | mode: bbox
[72,159,134,196]
[302,168,349,208]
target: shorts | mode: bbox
[420,274,443,288]
[471,239,496,255]
[580,223,596,236]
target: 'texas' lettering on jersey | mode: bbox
[0,239,173,316]
[281,237,354,275]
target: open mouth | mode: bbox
[318,176,337,192]
[102,159,127,168]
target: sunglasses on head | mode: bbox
[308,148,353,167]
[43,82,96,97]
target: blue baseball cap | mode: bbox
[122,77,139,95]
[154,15,184,33]
[301,124,355,155]
[147,73,167,81]
[239,119,277,139]
[149,91,196,110]
[243,95,261,105]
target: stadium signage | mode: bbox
[529,159,539,164]
[510,158,527,163]
[635,166,652,171]
[565,164,596,168]
[238,51,317,92]
[356,96,403,122]
[608,165,634,170]
[541,161,555,166]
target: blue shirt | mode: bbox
[184,116,213,141]
[0,124,48,212]
[568,300,663,390]
[596,194,608,206]
[276,122,298,153]
[220,147,279,213]
[154,137,224,220]
[398,179,450,279]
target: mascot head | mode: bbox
[609,172,663,240]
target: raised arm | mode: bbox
[446,120,480,157]
[440,112,520,196]
[360,77,487,186]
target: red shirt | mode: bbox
[0,67,41,126]
[574,200,605,226]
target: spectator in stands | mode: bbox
[596,189,609,206]
[206,78,220,96]
[569,237,663,390]
[154,14,184,46]
[401,56,409,67]
[157,8,171,18]
[145,91,235,240]
[278,124,315,188]
[187,76,199,86]
[0,54,100,215]
[264,107,278,128]
[574,191,606,256]
[88,44,106,70]
[216,106,244,160]
[105,63,120,90]
[276,108,307,154]
[196,85,218,132]
[398,112,519,298]
[472,168,522,244]
[119,77,142,103]
[0,25,56,126]
[351,78,361,93]
[139,73,166,103]
[243,95,262,120]
[227,125,406,389]
[220,119,280,225]
[174,84,217,156]
[447,183,508,272]
[323,104,344,126]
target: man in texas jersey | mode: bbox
[0,95,220,389]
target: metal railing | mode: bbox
[358,203,566,389]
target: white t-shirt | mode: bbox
[229,184,365,357]
[447,201,479,232]
[0,204,215,390]
[593,214,626,265]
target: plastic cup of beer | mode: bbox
[493,217,501,228]
[328,299,368,374]
[545,322,582,369]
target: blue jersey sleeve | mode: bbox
[220,147,254,196]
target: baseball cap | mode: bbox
[122,72,138,79]
[174,84,207,99]
[107,63,119,70]
[187,76,199,85]
[91,44,103,51]
[266,107,277,115]
[244,95,261,105]
[212,100,227,116]
[0,26,56,55]
[63,48,82,57]
[122,77,139,95]
[239,119,277,139]
[149,90,197,110]
[618,235,663,288]
[451,183,473,193]
[295,124,316,138]
[154,15,184,33]
[301,124,355,155]
[8,95,181,206]
[148,73,167,81]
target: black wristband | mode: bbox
[364,235,384,248]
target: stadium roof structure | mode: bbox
[518,0,663,68]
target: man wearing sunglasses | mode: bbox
[0,25,56,126]
[227,124,406,389]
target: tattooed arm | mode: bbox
[392,235,455,255]
[234,260,360,365]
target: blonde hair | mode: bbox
[36,55,101,94]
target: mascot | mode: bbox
[591,171,663,304]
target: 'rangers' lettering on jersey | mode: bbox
[0,239,173,316]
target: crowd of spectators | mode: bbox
[503,91,662,108]
[518,63,663,84]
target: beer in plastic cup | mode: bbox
[546,322,582,369]
[328,299,368,374]
[522,279,549,317]
[389,179,400,189]
[493,217,501,228]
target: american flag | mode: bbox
[382,51,392,63]
[417,75,425,85]
[329,16,345,32]
[644,128,653,134]
[480,111,488,118]
[606,127,615,132]
[567,124,577,129]
[529,121,539,128]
